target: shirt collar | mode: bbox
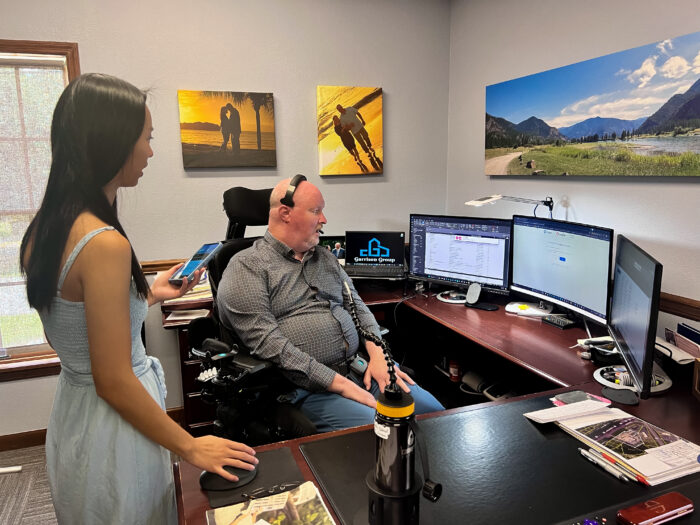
[264,230,316,261]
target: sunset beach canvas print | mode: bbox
[485,30,700,176]
[177,90,276,168]
[317,85,383,176]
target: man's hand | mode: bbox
[328,374,376,408]
[364,341,415,393]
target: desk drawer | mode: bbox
[184,391,216,425]
[182,359,204,393]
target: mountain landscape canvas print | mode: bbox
[485,30,700,176]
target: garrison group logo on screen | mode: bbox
[360,238,390,258]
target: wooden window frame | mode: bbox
[0,40,79,380]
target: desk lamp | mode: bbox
[465,194,554,218]
[465,194,555,316]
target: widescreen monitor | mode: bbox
[607,235,663,400]
[511,216,613,324]
[408,214,511,293]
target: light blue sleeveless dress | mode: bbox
[39,227,176,524]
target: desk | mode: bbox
[403,293,601,387]
[169,282,700,523]
[174,385,700,525]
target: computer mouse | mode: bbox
[199,465,257,491]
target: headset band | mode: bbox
[280,174,307,207]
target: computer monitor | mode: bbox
[408,214,511,302]
[510,216,613,323]
[343,231,406,279]
[604,235,666,401]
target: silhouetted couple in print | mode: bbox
[333,104,381,172]
[220,103,241,153]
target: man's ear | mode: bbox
[278,205,292,223]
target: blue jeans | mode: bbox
[288,372,445,432]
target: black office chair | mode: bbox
[188,186,317,446]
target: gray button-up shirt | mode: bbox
[217,231,382,391]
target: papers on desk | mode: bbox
[523,399,610,424]
[165,309,210,322]
[162,280,212,306]
[525,399,700,485]
[205,481,335,525]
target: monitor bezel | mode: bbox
[607,235,663,399]
[510,215,614,325]
[407,213,512,293]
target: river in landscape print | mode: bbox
[628,135,700,156]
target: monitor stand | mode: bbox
[436,290,467,304]
[592,363,672,405]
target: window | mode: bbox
[0,40,79,359]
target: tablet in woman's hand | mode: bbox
[169,242,223,286]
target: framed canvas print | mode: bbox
[177,90,276,168]
[485,30,700,176]
[317,85,383,176]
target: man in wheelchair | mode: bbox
[215,176,444,432]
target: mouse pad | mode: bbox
[205,446,303,508]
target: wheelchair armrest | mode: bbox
[198,337,274,376]
[229,353,274,374]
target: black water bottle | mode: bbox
[374,389,416,494]
[367,387,422,525]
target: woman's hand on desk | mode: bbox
[148,264,203,306]
[182,435,257,482]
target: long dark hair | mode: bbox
[20,73,150,310]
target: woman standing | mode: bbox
[20,73,257,524]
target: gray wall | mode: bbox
[0,0,450,434]
[447,0,699,305]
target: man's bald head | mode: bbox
[268,177,327,259]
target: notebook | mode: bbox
[343,231,406,279]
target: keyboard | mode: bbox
[345,266,406,279]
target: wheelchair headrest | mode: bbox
[222,187,272,239]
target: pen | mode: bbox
[587,448,650,486]
[578,447,630,482]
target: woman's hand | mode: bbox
[148,263,203,305]
[183,436,258,482]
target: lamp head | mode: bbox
[464,194,502,207]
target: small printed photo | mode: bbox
[317,85,383,176]
[177,90,276,169]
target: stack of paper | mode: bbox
[163,280,213,306]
